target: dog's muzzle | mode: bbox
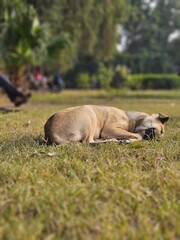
[143,127,156,140]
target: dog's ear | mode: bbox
[137,114,147,121]
[158,113,169,124]
[135,114,147,128]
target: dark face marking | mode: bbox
[143,127,156,140]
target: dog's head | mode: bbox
[135,113,169,140]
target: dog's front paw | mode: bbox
[118,139,131,144]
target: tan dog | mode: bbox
[44,105,169,144]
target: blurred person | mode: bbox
[29,67,48,90]
[48,72,64,92]
[0,72,31,107]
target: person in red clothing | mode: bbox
[34,70,43,82]
[30,67,48,90]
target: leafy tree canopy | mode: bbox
[121,0,180,73]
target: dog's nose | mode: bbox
[143,127,156,140]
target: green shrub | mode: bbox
[111,65,131,88]
[127,75,144,90]
[92,63,114,90]
[76,72,91,89]
[127,74,180,90]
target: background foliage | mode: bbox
[0,0,179,88]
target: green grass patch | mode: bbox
[0,90,180,239]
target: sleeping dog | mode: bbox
[44,105,169,144]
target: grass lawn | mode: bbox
[0,90,180,240]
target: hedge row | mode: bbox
[127,74,180,90]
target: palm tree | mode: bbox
[0,0,48,86]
